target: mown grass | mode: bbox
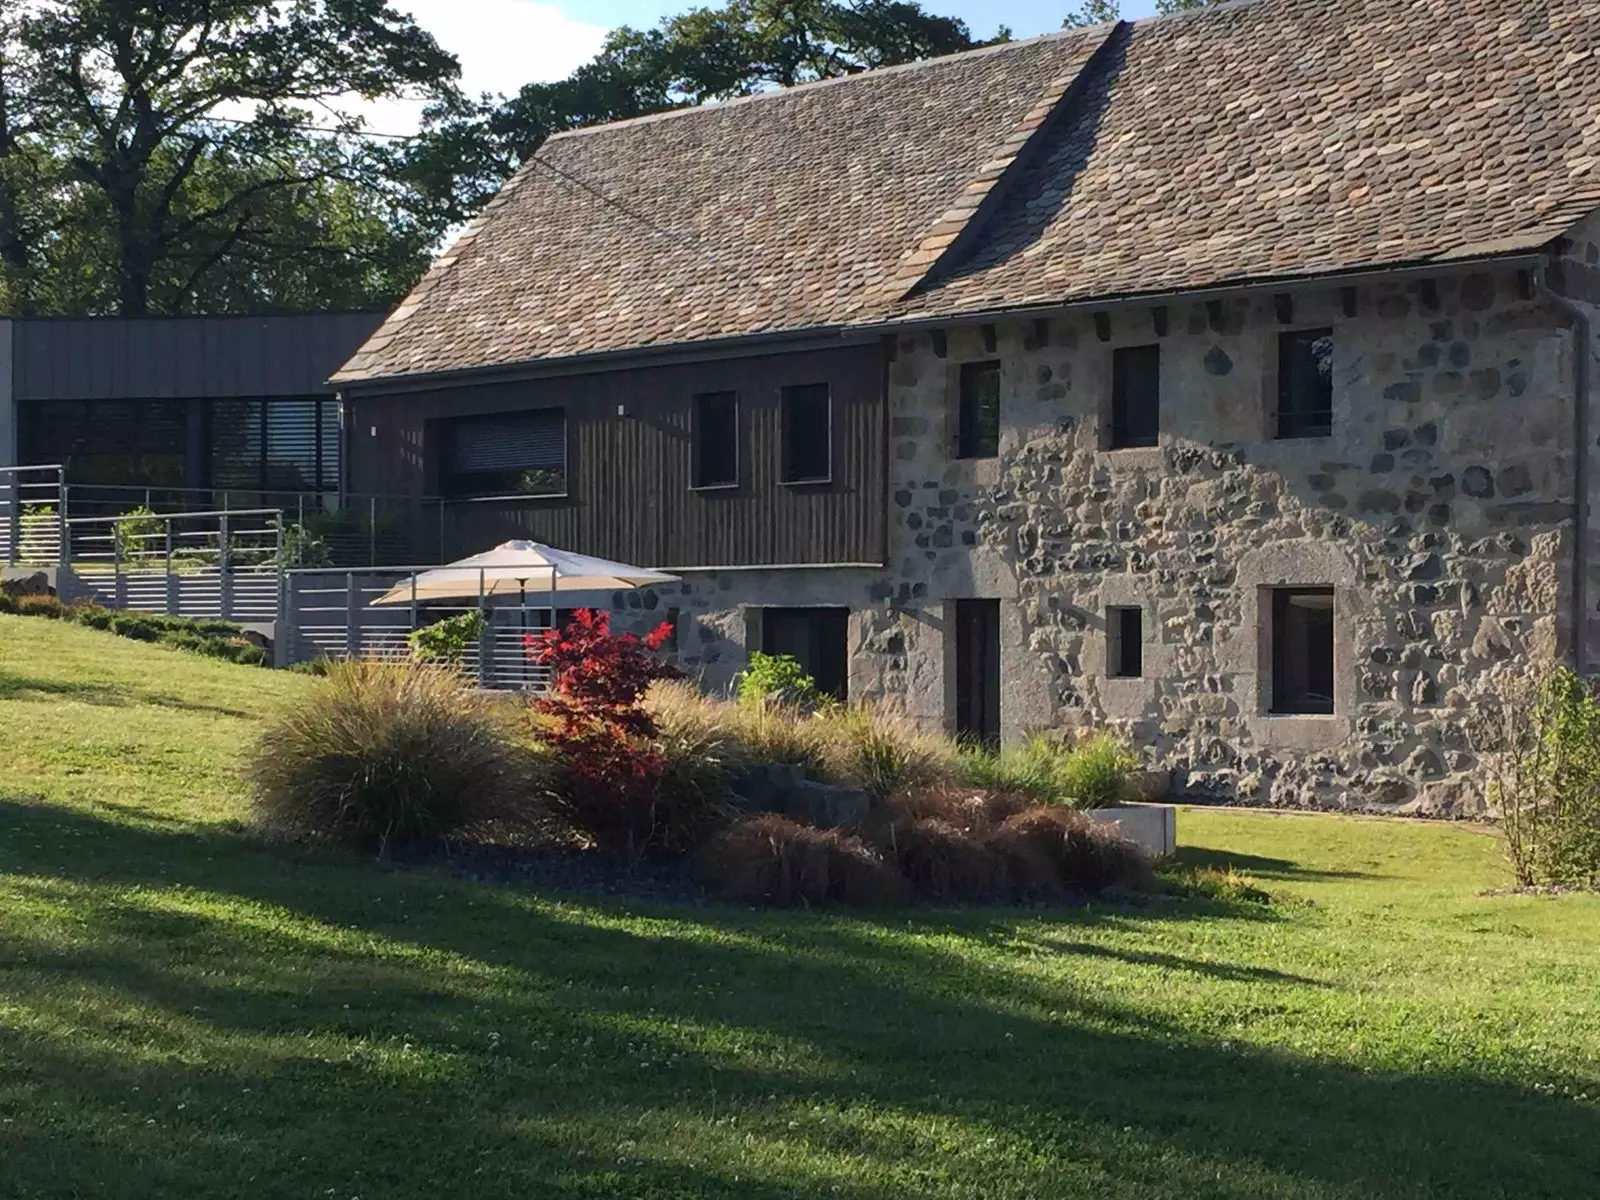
[1,614,1598,1198]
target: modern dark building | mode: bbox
[1,312,383,508]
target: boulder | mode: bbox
[1124,768,1172,803]
[784,780,872,829]
[0,571,52,598]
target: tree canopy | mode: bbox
[0,0,457,316]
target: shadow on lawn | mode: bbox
[1173,845,1384,882]
[0,797,1595,1200]
[0,668,255,718]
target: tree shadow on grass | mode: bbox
[0,669,255,717]
[0,798,1596,1200]
[1173,846,1384,882]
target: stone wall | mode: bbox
[624,263,1581,816]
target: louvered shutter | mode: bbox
[446,411,565,473]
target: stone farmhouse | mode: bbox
[333,0,1600,814]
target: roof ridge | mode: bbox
[543,24,1116,145]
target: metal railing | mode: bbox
[1,464,67,568]
[63,508,285,624]
[283,566,554,691]
[56,481,450,569]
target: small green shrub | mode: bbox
[697,814,906,907]
[67,602,114,630]
[280,522,332,568]
[0,592,16,615]
[17,504,59,564]
[1158,863,1273,906]
[1058,732,1139,809]
[287,656,335,676]
[15,594,65,619]
[1472,666,1600,888]
[111,506,163,564]
[108,614,163,642]
[957,732,1075,805]
[408,610,485,665]
[250,660,542,853]
[737,652,823,710]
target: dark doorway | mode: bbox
[954,599,1001,748]
[761,607,849,701]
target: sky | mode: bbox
[350,0,1164,136]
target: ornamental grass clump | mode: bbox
[813,704,955,799]
[249,660,540,854]
[697,814,906,908]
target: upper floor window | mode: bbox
[956,360,1000,459]
[692,391,738,489]
[439,408,566,499]
[1277,329,1333,439]
[1110,345,1160,449]
[781,383,831,484]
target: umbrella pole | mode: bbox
[549,566,557,636]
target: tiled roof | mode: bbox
[899,0,1600,319]
[336,28,1112,383]
[336,0,1600,385]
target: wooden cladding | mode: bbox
[348,343,886,568]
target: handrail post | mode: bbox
[345,571,359,660]
[165,519,177,615]
[5,471,18,567]
[368,495,377,567]
[476,567,491,689]
[113,514,126,610]
[56,469,69,573]
[218,512,232,620]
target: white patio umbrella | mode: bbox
[369,540,679,610]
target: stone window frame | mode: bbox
[941,358,1005,486]
[1105,342,1162,450]
[1254,297,1346,445]
[1228,542,1361,751]
[1094,576,1161,719]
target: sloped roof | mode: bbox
[336,27,1112,383]
[337,0,1600,386]
[899,0,1600,319]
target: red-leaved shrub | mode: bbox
[524,609,705,860]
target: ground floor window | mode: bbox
[760,606,848,701]
[1271,587,1334,714]
[437,408,566,499]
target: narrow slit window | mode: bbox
[1271,587,1335,714]
[1107,606,1143,678]
[956,360,1000,459]
[692,391,738,489]
[781,383,831,483]
[1110,345,1160,449]
[1277,329,1333,439]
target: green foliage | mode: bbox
[17,504,59,564]
[280,523,332,569]
[1057,732,1140,810]
[1062,0,1227,27]
[813,704,953,799]
[736,651,823,709]
[0,592,15,615]
[407,610,485,665]
[1,1,454,315]
[249,660,542,854]
[1473,666,1600,889]
[957,732,1075,804]
[111,506,163,564]
[8,597,270,665]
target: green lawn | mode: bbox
[1,613,1598,1199]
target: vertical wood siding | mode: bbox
[350,343,888,568]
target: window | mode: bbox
[1110,345,1160,449]
[956,361,1001,459]
[1107,606,1143,678]
[210,397,341,495]
[1271,588,1335,714]
[781,384,831,483]
[692,391,738,489]
[761,606,848,701]
[21,398,189,490]
[439,409,566,499]
[1278,329,1333,439]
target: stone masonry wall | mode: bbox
[622,264,1580,816]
